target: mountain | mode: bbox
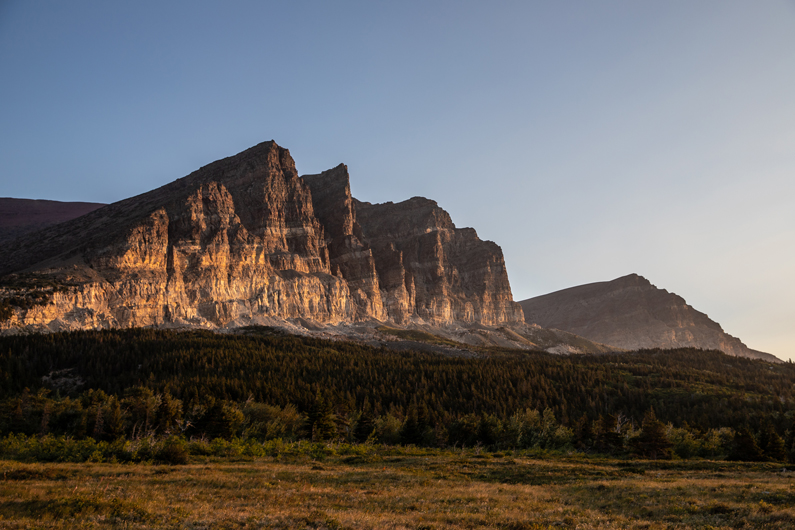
[353,196,524,325]
[0,198,105,246]
[0,141,524,334]
[519,273,778,362]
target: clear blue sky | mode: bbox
[1,1,794,359]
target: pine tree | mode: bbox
[477,414,501,447]
[786,414,795,464]
[157,393,183,435]
[202,401,245,439]
[759,421,787,462]
[574,413,594,450]
[307,389,336,441]
[728,428,765,462]
[401,401,422,445]
[633,408,672,459]
[104,397,125,440]
[596,414,623,453]
[353,399,375,443]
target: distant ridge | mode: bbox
[0,198,105,246]
[519,274,779,362]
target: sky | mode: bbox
[1,1,793,360]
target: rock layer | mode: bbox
[519,274,777,362]
[0,141,523,332]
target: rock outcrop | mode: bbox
[354,197,524,325]
[0,141,523,333]
[301,165,385,321]
[519,274,778,362]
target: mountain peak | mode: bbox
[611,273,648,285]
[519,276,778,362]
[0,141,524,331]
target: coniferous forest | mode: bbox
[1,327,794,463]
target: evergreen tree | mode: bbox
[123,387,159,437]
[728,428,765,461]
[4,328,795,447]
[156,393,183,435]
[353,399,375,443]
[10,389,30,434]
[104,396,125,440]
[307,389,336,441]
[574,413,595,450]
[400,400,428,445]
[632,408,672,459]
[417,402,430,436]
[786,414,795,464]
[759,421,787,462]
[476,414,501,447]
[596,414,623,453]
[201,401,245,439]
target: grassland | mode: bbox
[2,447,794,529]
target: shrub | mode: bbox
[155,436,188,465]
[669,426,699,459]
[373,414,402,445]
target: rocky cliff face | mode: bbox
[354,197,524,325]
[301,165,386,321]
[0,141,523,332]
[519,274,778,362]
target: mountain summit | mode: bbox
[519,274,777,362]
[0,141,523,332]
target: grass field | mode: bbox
[2,447,795,529]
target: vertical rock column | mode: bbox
[302,165,386,321]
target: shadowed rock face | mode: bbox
[354,197,524,325]
[302,164,386,321]
[0,141,523,332]
[0,198,105,246]
[519,274,778,362]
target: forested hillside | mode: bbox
[1,328,794,461]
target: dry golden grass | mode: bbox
[2,450,795,529]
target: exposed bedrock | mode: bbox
[1,141,523,332]
[354,197,524,326]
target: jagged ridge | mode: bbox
[0,141,524,332]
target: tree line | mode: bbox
[1,327,794,461]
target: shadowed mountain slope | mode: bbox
[519,274,778,362]
[0,198,105,246]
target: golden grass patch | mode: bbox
[1,452,794,529]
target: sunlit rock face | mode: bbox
[519,274,778,362]
[0,141,523,332]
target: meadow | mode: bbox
[2,444,794,529]
[3,328,795,528]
